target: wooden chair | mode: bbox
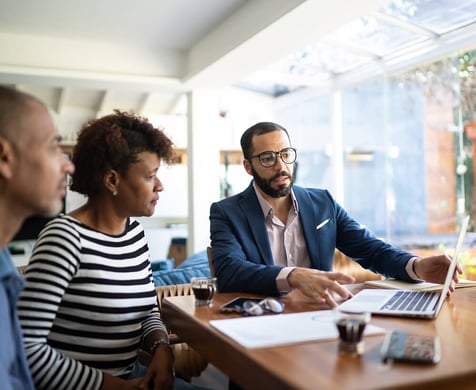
[333,249,384,282]
[156,283,209,382]
[206,246,214,276]
[205,247,383,283]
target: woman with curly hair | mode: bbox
[18,111,204,390]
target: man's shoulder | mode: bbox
[293,185,331,198]
[213,185,253,205]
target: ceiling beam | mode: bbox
[373,11,439,38]
[184,0,387,89]
[0,64,185,94]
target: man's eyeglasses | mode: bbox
[246,147,297,168]
[242,297,285,316]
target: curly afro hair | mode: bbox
[70,110,175,197]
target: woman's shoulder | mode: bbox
[38,214,81,240]
[45,213,81,229]
[43,215,144,241]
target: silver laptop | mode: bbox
[338,216,469,319]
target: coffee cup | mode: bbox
[334,310,371,355]
[191,276,217,306]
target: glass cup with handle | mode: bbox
[191,276,217,306]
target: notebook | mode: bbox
[338,215,470,319]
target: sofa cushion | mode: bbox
[151,258,174,272]
[152,250,211,286]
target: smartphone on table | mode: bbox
[381,330,441,364]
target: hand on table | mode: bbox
[287,267,355,308]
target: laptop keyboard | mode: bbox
[381,291,436,312]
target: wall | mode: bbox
[186,86,275,256]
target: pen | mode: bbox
[316,218,330,230]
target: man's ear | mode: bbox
[0,137,14,180]
[104,169,119,194]
[243,159,253,176]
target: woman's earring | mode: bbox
[112,191,118,196]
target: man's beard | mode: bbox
[251,167,293,198]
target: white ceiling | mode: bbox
[0,0,386,119]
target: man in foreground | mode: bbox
[0,86,74,389]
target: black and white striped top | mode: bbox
[17,214,166,390]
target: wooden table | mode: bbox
[162,286,476,390]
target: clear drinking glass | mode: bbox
[191,276,217,306]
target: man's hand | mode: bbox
[287,268,355,308]
[413,254,463,293]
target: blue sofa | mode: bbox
[152,250,211,286]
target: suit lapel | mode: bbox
[238,184,274,265]
[294,187,321,268]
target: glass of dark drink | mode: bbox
[191,276,217,306]
[334,310,371,355]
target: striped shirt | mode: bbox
[17,215,167,390]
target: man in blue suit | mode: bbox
[209,122,462,307]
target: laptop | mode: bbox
[338,215,469,319]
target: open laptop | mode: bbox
[338,215,469,319]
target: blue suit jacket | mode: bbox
[209,182,414,294]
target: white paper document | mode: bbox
[210,310,385,349]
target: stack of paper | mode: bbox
[210,310,385,349]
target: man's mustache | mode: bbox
[272,171,292,181]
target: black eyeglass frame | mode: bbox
[246,147,297,168]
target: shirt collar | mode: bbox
[252,181,299,217]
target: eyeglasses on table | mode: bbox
[242,297,285,316]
